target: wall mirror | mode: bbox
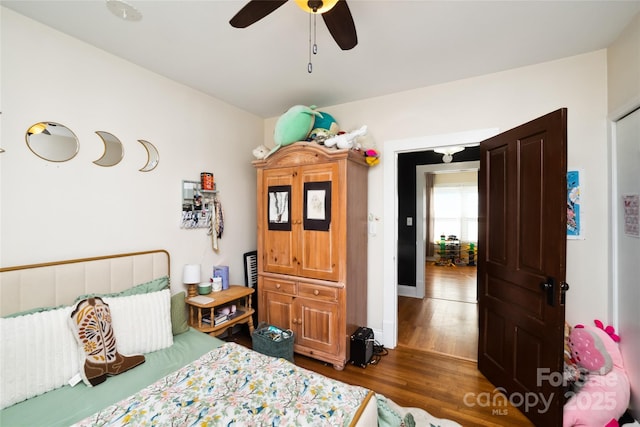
[138,139,159,172]
[182,180,202,211]
[93,131,124,167]
[26,122,79,162]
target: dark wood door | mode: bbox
[478,109,568,426]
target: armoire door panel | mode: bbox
[299,163,340,280]
[262,291,294,331]
[299,231,336,279]
[262,167,299,276]
[296,298,338,354]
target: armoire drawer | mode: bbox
[298,282,338,302]
[262,277,297,295]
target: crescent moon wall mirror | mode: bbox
[93,131,124,167]
[138,139,159,172]
[25,122,79,162]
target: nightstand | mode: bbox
[186,285,255,337]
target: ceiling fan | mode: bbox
[229,0,357,50]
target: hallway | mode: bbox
[397,263,478,360]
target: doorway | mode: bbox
[398,163,480,360]
[384,112,568,425]
[381,128,498,348]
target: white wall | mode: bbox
[265,50,610,334]
[0,8,263,293]
[608,12,640,116]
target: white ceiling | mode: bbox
[3,0,639,118]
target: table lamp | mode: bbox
[183,264,201,298]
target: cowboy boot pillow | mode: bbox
[70,297,145,386]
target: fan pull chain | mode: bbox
[308,12,312,73]
[313,13,318,55]
[307,13,318,73]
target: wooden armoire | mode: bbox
[253,142,368,370]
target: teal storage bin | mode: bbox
[251,323,294,362]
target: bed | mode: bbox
[0,250,383,426]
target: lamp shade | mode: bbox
[182,264,201,284]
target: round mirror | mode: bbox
[26,122,79,162]
[93,131,124,167]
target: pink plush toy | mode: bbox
[563,320,630,427]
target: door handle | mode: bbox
[560,282,570,305]
[540,278,555,306]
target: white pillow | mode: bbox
[0,306,79,409]
[103,289,173,355]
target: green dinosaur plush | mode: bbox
[309,111,340,144]
[269,105,322,157]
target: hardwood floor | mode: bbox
[226,331,533,426]
[225,263,534,425]
[424,262,477,303]
[398,296,478,361]
[398,262,478,361]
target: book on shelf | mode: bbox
[201,309,246,327]
[214,312,230,326]
[227,309,245,321]
[206,310,247,326]
[201,313,212,325]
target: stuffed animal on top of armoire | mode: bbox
[563,320,630,427]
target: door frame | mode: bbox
[382,128,499,348]
[609,101,640,417]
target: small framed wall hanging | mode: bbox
[268,185,291,231]
[303,181,331,231]
[567,170,583,239]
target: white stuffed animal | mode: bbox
[324,125,367,149]
[252,145,269,160]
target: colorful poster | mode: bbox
[567,170,581,239]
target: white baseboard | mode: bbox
[398,284,420,298]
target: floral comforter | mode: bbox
[74,342,372,427]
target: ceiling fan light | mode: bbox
[433,146,465,163]
[294,0,339,14]
[433,146,465,155]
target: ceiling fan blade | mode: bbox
[230,0,289,28]
[322,0,357,50]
